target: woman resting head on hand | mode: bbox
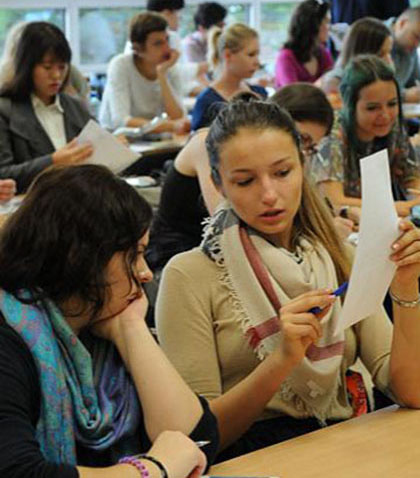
[0,164,217,478]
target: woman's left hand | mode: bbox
[390,220,420,288]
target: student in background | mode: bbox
[147,92,256,278]
[146,0,209,96]
[270,83,334,161]
[275,0,333,88]
[319,17,393,95]
[191,23,267,131]
[0,164,218,478]
[385,7,420,103]
[0,21,90,104]
[183,2,227,63]
[147,0,185,44]
[100,12,188,133]
[310,55,420,218]
[270,83,359,237]
[157,99,420,461]
[0,22,93,193]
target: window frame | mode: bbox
[0,0,301,73]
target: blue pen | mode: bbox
[309,281,348,314]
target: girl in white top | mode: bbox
[100,12,187,133]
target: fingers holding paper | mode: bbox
[390,219,420,286]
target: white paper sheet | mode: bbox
[335,149,399,333]
[77,120,139,174]
[403,103,420,118]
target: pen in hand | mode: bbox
[308,281,348,315]
[195,440,211,448]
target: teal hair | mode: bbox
[339,54,403,151]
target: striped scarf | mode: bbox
[201,204,345,421]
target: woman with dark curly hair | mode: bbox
[275,0,332,88]
[0,164,218,477]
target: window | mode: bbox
[178,3,251,38]
[0,8,65,53]
[0,1,303,73]
[79,7,141,65]
[260,2,296,64]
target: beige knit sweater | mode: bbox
[156,248,394,421]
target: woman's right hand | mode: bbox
[52,138,93,165]
[148,431,207,478]
[278,290,336,366]
[157,49,180,76]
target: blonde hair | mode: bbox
[0,22,27,88]
[207,23,258,73]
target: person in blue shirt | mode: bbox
[191,23,267,131]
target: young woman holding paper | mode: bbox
[156,99,420,461]
[309,54,420,218]
[0,22,93,193]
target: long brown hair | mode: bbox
[206,100,351,283]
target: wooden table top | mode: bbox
[130,134,188,157]
[209,406,420,478]
[0,214,8,228]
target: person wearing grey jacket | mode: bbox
[0,22,93,193]
[0,94,92,193]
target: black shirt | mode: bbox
[0,315,219,477]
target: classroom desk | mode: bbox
[126,134,188,176]
[130,134,188,157]
[209,405,420,478]
[402,103,420,119]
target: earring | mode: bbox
[137,270,149,280]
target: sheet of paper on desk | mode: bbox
[77,120,139,174]
[335,149,399,334]
[403,103,420,118]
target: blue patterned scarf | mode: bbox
[0,289,141,465]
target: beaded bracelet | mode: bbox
[136,454,169,478]
[389,290,420,308]
[119,456,150,478]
